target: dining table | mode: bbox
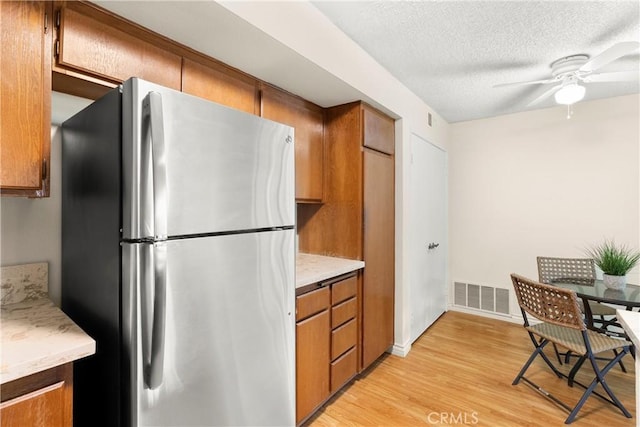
[552,278,640,334]
[553,278,638,387]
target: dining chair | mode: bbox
[537,256,619,340]
[537,256,617,319]
[510,274,631,424]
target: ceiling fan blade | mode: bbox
[585,70,639,82]
[493,78,555,88]
[579,41,640,72]
[526,84,563,106]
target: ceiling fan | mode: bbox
[494,41,640,107]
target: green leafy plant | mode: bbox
[586,240,640,276]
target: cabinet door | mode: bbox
[296,309,330,424]
[182,58,259,115]
[0,1,51,197]
[362,104,395,155]
[261,85,324,202]
[55,3,181,90]
[1,382,66,427]
[362,148,395,369]
[0,364,72,427]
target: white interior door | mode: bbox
[410,134,448,343]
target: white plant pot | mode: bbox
[603,273,626,290]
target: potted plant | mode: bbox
[586,240,640,289]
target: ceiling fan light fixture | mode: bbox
[554,83,586,105]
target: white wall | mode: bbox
[1,127,63,304]
[449,94,640,317]
[1,93,91,305]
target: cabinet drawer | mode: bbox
[296,287,330,321]
[330,347,357,393]
[331,319,357,360]
[331,297,357,329]
[331,275,357,305]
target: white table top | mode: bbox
[617,309,640,350]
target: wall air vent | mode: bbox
[454,281,509,315]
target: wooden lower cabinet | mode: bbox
[296,273,359,424]
[296,287,330,425]
[0,364,73,427]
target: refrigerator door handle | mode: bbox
[142,91,168,240]
[143,242,167,390]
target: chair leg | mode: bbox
[565,349,632,424]
[612,349,627,373]
[514,337,562,385]
[568,355,587,387]
[553,343,564,365]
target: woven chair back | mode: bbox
[511,274,585,331]
[537,257,596,285]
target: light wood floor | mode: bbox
[306,311,635,427]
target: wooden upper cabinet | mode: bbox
[0,1,52,197]
[362,104,394,155]
[182,58,259,115]
[261,85,324,202]
[53,2,181,90]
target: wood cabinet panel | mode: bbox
[182,58,258,115]
[296,286,330,321]
[296,309,330,424]
[261,85,324,202]
[330,347,357,393]
[0,364,73,427]
[56,5,181,90]
[362,148,395,368]
[331,297,357,329]
[331,318,357,360]
[1,382,65,427]
[331,274,357,305]
[0,0,51,197]
[297,102,363,257]
[297,102,394,371]
[363,105,395,155]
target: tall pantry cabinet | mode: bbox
[298,101,395,371]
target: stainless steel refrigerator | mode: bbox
[61,78,296,427]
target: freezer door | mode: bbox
[123,230,296,427]
[121,78,295,240]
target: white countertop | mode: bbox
[617,309,640,421]
[1,263,96,384]
[1,298,96,384]
[296,253,364,288]
[617,309,640,350]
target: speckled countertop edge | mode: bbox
[296,253,365,288]
[1,263,96,384]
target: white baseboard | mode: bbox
[447,304,524,325]
[390,342,411,357]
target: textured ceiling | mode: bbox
[312,1,640,122]
[93,1,639,124]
